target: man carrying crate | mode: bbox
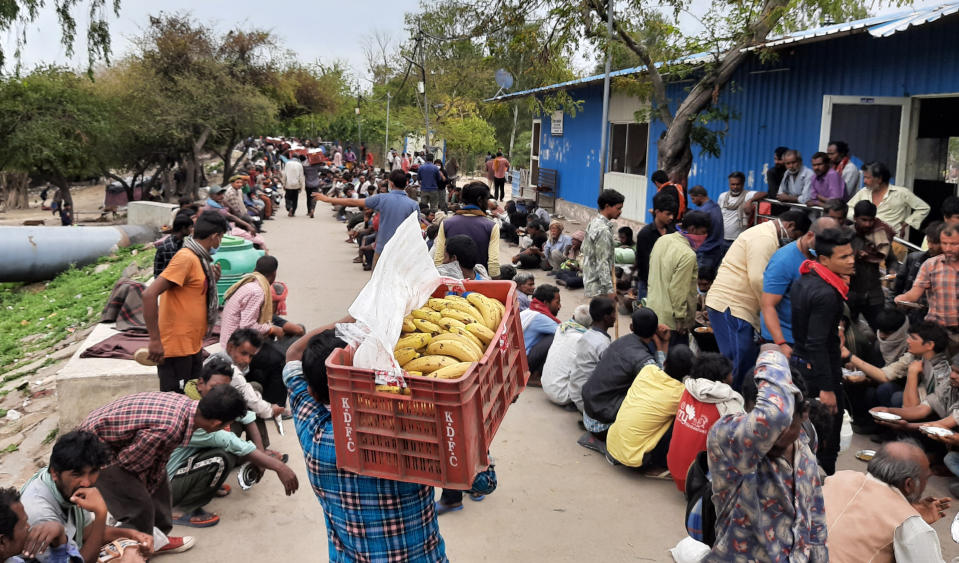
[284,319,497,562]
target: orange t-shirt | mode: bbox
[493,157,510,178]
[158,248,209,357]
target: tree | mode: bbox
[0,66,112,208]
[1,0,121,74]
[473,0,906,183]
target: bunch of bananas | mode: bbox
[393,293,505,380]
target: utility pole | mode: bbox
[384,91,392,169]
[417,28,431,151]
[598,0,614,190]
[356,95,362,150]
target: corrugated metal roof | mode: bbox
[488,1,959,102]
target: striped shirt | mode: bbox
[914,255,959,328]
[219,281,271,348]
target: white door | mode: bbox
[819,95,911,184]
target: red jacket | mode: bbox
[667,390,720,492]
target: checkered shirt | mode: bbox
[153,235,184,278]
[283,361,448,563]
[80,392,196,493]
[914,255,959,328]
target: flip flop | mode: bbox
[642,468,672,480]
[435,501,464,516]
[468,493,485,502]
[577,432,607,455]
[215,484,231,497]
[173,509,219,528]
[133,348,158,367]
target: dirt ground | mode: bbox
[0,184,113,226]
[174,203,959,562]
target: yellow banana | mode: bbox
[437,317,466,332]
[402,317,417,333]
[393,347,420,366]
[439,309,477,325]
[465,322,495,345]
[445,300,485,323]
[427,340,481,362]
[431,362,473,380]
[466,293,497,330]
[452,326,484,355]
[375,384,411,395]
[412,319,441,334]
[396,332,431,350]
[405,370,423,377]
[412,308,442,323]
[428,298,452,312]
[402,355,460,374]
[445,294,469,304]
[433,331,482,356]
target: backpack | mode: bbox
[684,450,716,547]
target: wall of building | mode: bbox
[535,17,959,225]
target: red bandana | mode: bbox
[530,298,560,323]
[799,260,849,300]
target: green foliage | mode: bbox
[438,115,497,160]
[42,427,58,445]
[0,246,154,377]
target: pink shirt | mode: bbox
[219,281,271,347]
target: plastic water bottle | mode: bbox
[839,412,853,453]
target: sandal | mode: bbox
[468,493,485,502]
[173,509,220,528]
[642,467,672,480]
[435,501,463,516]
[215,484,231,497]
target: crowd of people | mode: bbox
[3,133,959,562]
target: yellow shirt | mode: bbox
[704,221,780,330]
[846,185,930,232]
[606,364,685,467]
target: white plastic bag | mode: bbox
[336,212,443,383]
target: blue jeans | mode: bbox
[946,452,959,478]
[708,307,758,391]
[876,380,904,408]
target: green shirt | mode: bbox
[166,410,257,477]
[582,214,615,298]
[646,232,699,331]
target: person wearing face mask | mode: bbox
[717,171,760,254]
[705,210,811,390]
[646,211,711,343]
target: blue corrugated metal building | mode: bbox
[494,3,959,228]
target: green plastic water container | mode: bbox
[213,235,265,305]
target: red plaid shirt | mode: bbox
[80,392,197,493]
[914,255,959,328]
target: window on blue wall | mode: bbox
[608,122,649,175]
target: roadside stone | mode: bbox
[1,357,47,379]
[0,452,34,481]
[0,433,24,452]
[94,263,111,274]
[19,416,58,457]
[19,334,43,345]
[49,342,82,361]
[5,410,21,421]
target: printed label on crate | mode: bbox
[443,410,459,467]
[498,334,508,352]
[374,368,407,389]
[340,396,356,453]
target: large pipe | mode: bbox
[0,225,158,282]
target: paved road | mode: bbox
[179,207,959,561]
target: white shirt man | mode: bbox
[282,157,305,191]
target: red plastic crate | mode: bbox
[325,280,530,489]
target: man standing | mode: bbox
[647,211,711,340]
[634,191,678,299]
[282,153,305,217]
[687,185,724,272]
[80,387,246,545]
[791,226,856,474]
[417,156,446,212]
[848,201,895,328]
[650,170,686,218]
[21,430,156,561]
[777,149,814,204]
[897,223,959,353]
[761,217,838,357]
[491,152,510,201]
[705,349,827,562]
[143,213,228,392]
[153,214,193,278]
[806,151,846,206]
[706,210,811,388]
[314,169,419,268]
[848,161,930,236]
[303,156,324,218]
[827,140,861,198]
[582,189,625,298]
[823,440,947,563]
[766,146,789,197]
[717,171,759,253]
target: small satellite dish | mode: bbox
[495,69,514,90]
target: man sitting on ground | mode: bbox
[665,354,743,493]
[567,297,617,413]
[541,305,593,408]
[435,235,489,280]
[580,308,665,448]
[168,357,298,529]
[80,387,246,553]
[872,353,959,435]
[520,284,562,383]
[606,345,695,475]
[0,489,33,563]
[21,430,153,562]
[705,348,826,561]
[513,273,534,311]
[823,440,949,563]
[220,256,303,409]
